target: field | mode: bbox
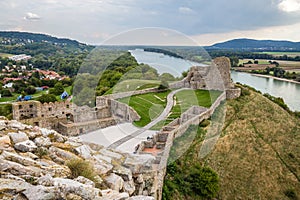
[0,52,14,58]
[118,90,170,127]
[105,79,161,94]
[256,51,300,58]
[237,59,300,72]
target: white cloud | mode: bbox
[24,12,41,20]
[178,6,194,14]
[278,0,300,12]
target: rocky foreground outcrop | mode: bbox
[0,117,155,200]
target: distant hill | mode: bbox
[210,38,300,51]
[0,31,93,56]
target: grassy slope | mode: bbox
[205,87,300,199]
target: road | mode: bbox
[108,88,188,149]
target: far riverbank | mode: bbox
[250,74,300,85]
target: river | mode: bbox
[129,49,300,111]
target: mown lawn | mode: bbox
[105,79,160,95]
[167,89,222,122]
[118,90,170,127]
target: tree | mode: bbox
[160,73,176,81]
[158,80,169,90]
[37,94,57,103]
[186,165,219,199]
[50,82,64,95]
[24,86,36,95]
[1,89,12,97]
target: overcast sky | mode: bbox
[1,0,300,45]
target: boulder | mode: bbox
[100,149,123,160]
[124,180,136,196]
[7,120,28,130]
[0,119,6,131]
[0,135,12,151]
[14,140,37,152]
[113,165,133,181]
[101,189,129,200]
[0,178,31,194]
[74,176,95,187]
[94,154,112,163]
[8,132,28,144]
[128,196,155,200]
[1,151,40,167]
[22,185,56,200]
[124,154,155,174]
[104,173,124,191]
[37,174,53,187]
[34,137,52,147]
[27,131,42,140]
[52,178,101,200]
[0,159,42,177]
[75,145,93,159]
[49,146,79,161]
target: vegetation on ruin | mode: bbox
[162,124,220,200]
[66,158,96,182]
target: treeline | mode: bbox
[144,48,183,59]
[73,51,177,106]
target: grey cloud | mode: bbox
[24,12,41,20]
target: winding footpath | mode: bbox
[108,88,188,149]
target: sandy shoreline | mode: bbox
[251,74,300,85]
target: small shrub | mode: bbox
[284,188,297,200]
[200,119,210,127]
[35,147,48,158]
[66,159,96,181]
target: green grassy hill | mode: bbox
[206,86,300,199]
[163,86,300,200]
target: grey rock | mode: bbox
[0,120,6,131]
[8,132,28,144]
[104,173,124,192]
[74,176,95,187]
[0,159,42,177]
[93,156,113,175]
[124,154,155,174]
[128,196,154,200]
[0,135,12,151]
[94,154,112,163]
[101,189,129,200]
[75,145,93,159]
[100,149,123,160]
[113,165,133,181]
[49,146,79,161]
[14,140,37,152]
[22,185,56,200]
[37,174,53,187]
[7,120,28,130]
[34,137,52,147]
[1,151,40,167]
[27,131,42,140]
[0,178,31,194]
[124,180,135,196]
[53,178,101,200]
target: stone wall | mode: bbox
[226,88,241,99]
[110,99,141,122]
[57,118,117,136]
[137,91,227,199]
